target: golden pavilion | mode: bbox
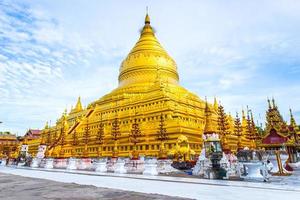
[0,132,19,159]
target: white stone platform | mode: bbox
[0,166,299,200]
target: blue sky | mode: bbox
[1,0,300,135]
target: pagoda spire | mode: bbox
[217,103,229,138]
[227,112,235,135]
[242,109,246,120]
[234,112,242,136]
[289,108,297,127]
[44,121,49,129]
[272,97,277,109]
[246,105,250,120]
[245,108,252,141]
[75,96,83,111]
[205,96,208,112]
[234,112,243,149]
[267,98,272,109]
[204,97,216,134]
[145,9,150,24]
[250,110,255,125]
[250,110,259,139]
[213,97,218,111]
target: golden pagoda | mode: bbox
[35,13,220,158]
[11,13,289,160]
[9,14,300,162]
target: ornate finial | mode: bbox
[289,108,297,127]
[213,96,218,110]
[267,98,271,109]
[245,105,250,118]
[75,96,83,111]
[250,110,255,126]
[272,97,276,109]
[44,121,49,129]
[236,112,239,118]
[247,110,250,120]
[145,7,150,24]
[289,108,293,117]
[204,96,209,112]
[242,109,245,119]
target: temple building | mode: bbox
[259,98,300,162]
[35,13,222,159]
[22,129,42,156]
[14,14,299,160]
[0,132,19,159]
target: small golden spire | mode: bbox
[75,96,83,111]
[204,96,209,113]
[145,7,150,24]
[289,108,297,127]
[145,14,150,24]
[213,97,218,111]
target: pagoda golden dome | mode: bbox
[118,14,179,87]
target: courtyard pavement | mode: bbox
[0,166,299,200]
[0,172,190,200]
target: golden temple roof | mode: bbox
[70,96,83,114]
[118,13,179,87]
